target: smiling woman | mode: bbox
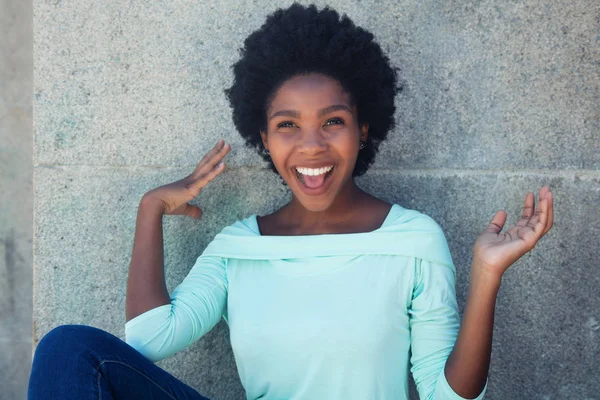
[259,73,369,215]
[225,4,398,180]
[28,3,553,400]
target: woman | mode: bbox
[28,4,553,400]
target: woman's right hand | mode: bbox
[142,139,231,219]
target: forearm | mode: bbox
[444,265,501,398]
[126,195,171,321]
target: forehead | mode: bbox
[267,73,353,114]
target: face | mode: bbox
[260,73,368,212]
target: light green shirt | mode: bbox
[126,204,487,399]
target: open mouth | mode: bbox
[294,165,335,190]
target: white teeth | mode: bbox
[295,165,334,176]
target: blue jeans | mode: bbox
[28,324,212,399]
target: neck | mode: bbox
[285,180,368,232]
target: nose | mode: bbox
[297,126,327,155]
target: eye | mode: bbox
[277,121,296,129]
[324,117,344,127]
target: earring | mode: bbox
[359,141,366,150]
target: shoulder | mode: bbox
[200,214,262,259]
[383,204,445,235]
[217,214,260,237]
[380,205,454,268]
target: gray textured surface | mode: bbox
[33,0,599,171]
[33,0,599,399]
[1,0,33,398]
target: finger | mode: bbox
[516,192,535,227]
[193,142,231,178]
[190,160,227,191]
[200,139,225,165]
[193,139,226,173]
[542,189,553,236]
[183,203,203,219]
[527,198,548,237]
[526,187,548,228]
[484,210,507,234]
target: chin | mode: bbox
[284,173,339,213]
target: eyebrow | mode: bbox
[268,104,352,121]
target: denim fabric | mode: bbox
[28,324,211,400]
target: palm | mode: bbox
[473,186,554,278]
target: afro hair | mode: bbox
[225,3,400,177]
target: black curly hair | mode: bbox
[225,3,400,177]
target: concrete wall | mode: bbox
[33,1,599,399]
[1,0,32,398]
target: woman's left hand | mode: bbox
[472,186,554,282]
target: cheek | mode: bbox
[271,155,287,172]
[335,132,360,156]
[266,135,292,158]
[267,145,290,173]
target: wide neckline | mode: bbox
[250,204,399,238]
[201,204,454,267]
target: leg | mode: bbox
[28,324,211,400]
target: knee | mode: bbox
[35,324,112,357]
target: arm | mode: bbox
[126,196,170,321]
[125,254,227,362]
[442,267,498,398]
[124,140,231,361]
[444,186,554,398]
[125,139,230,322]
[409,259,466,400]
[410,258,493,400]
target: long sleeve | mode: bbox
[125,255,228,362]
[409,259,487,400]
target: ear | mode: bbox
[260,130,268,150]
[360,123,369,142]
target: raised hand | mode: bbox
[472,186,554,281]
[142,139,231,219]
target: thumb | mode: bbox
[484,210,507,234]
[183,204,203,220]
